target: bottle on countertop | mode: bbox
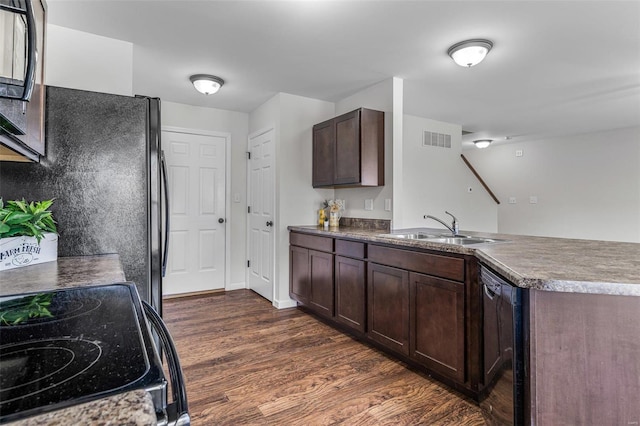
[318,208,326,226]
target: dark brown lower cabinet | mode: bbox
[290,232,478,396]
[367,263,410,356]
[308,249,334,318]
[289,233,334,318]
[335,255,366,332]
[410,272,465,382]
[290,245,311,304]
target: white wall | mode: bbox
[399,114,498,232]
[392,77,404,228]
[45,25,133,96]
[463,126,640,242]
[249,93,334,308]
[334,79,394,220]
[162,101,250,287]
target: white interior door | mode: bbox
[247,128,275,301]
[163,130,226,295]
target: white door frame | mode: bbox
[246,126,277,304]
[162,125,232,290]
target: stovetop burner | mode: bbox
[0,284,165,424]
[0,291,102,327]
[0,338,102,405]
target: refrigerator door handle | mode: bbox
[161,150,170,277]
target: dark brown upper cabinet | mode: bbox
[312,108,384,188]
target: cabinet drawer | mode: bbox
[290,232,333,252]
[335,239,365,259]
[368,245,464,282]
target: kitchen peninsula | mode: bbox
[0,255,157,426]
[288,224,640,425]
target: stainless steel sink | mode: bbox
[379,233,506,245]
[380,232,438,240]
[424,236,503,245]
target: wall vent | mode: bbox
[423,131,451,148]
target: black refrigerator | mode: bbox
[0,86,167,314]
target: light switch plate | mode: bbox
[509,197,517,204]
[384,199,392,211]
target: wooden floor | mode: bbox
[163,289,487,425]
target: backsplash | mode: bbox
[339,217,391,231]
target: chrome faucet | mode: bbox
[424,211,459,236]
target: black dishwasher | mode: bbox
[479,264,526,426]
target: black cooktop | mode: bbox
[0,284,165,423]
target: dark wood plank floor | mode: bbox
[163,289,487,425]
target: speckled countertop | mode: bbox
[0,254,126,296]
[7,390,157,426]
[0,255,159,425]
[288,225,640,297]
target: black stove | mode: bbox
[0,284,167,424]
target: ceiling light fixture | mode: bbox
[189,74,224,95]
[474,139,492,149]
[448,39,493,67]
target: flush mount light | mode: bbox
[474,139,492,149]
[448,39,493,67]
[189,74,224,95]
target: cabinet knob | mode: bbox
[218,218,225,224]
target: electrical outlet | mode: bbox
[509,197,517,204]
[529,196,538,204]
[515,149,523,157]
[364,199,374,211]
[384,199,392,211]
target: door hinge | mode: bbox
[246,151,251,160]
[248,206,251,214]
[247,260,250,268]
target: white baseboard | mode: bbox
[273,298,298,309]
[226,281,246,291]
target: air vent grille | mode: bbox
[423,131,451,148]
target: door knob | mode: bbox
[218,218,225,223]
[266,221,273,227]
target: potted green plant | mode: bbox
[0,198,58,271]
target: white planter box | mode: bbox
[0,233,58,271]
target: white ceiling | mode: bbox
[46,0,640,146]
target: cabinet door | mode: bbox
[367,263,409,355]
[290,245,310,304]
[309,249,334,318]
[410,272,465,383]
[312,119,334,187]
[334,109,361,185]
[335,255,366,332]
[23,0,46,156]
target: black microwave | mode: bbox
[0,0,46,162]
[0,0,37,101]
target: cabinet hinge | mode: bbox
[248,206,251,214]
[247,260,250,268]
[246,151,251,160]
